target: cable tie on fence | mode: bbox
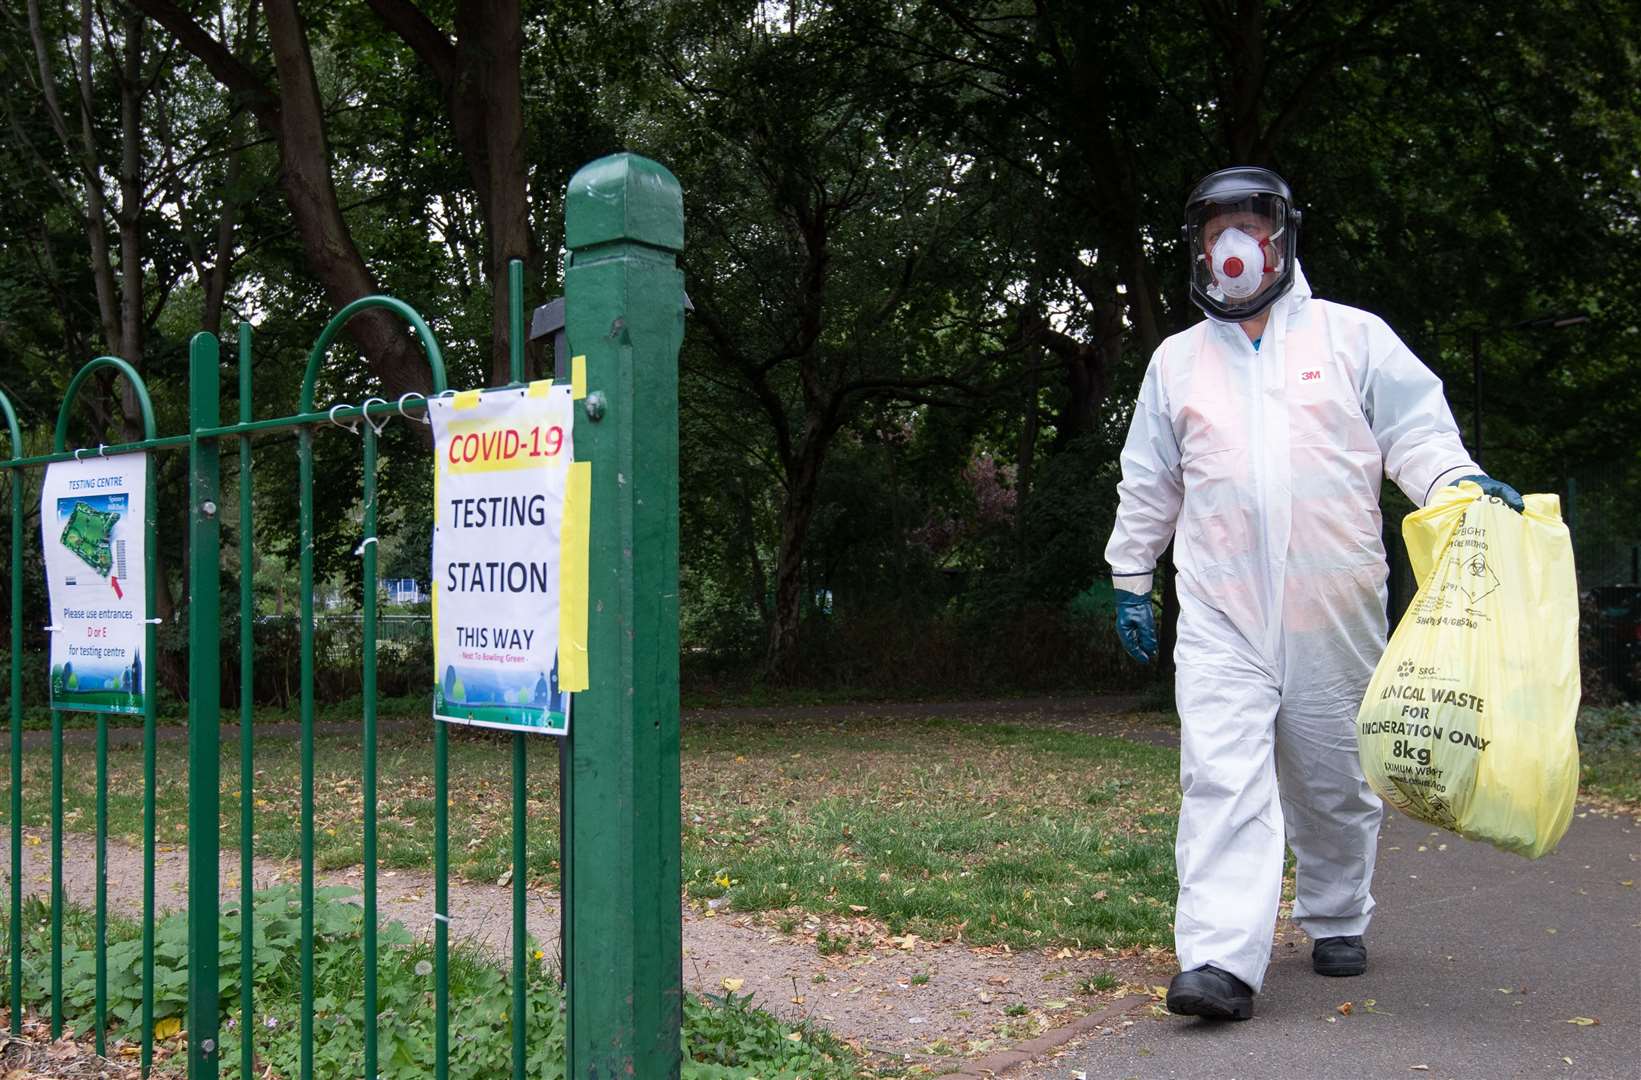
[432,912,451,924]
[98,443,107,457]
[327,403,361,435]
[361,397,390,435]
[397,392,431,425]
[145,617,163,625]
[354,536,378,557]
[42,624,61,633]
[73,448,87,462]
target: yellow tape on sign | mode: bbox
[571,355,587,400]
[526,379,554,398]
[451,389,482,410]
[557,460,592,692]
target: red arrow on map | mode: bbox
[110,576,123,599]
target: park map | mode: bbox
[59,501,120,577]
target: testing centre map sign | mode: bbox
[430,383,587,735]
[41,454,148,715]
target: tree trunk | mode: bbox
[1016,356,1039,502]
[453,0,535,384]
[262,0,436,400]
[765,444,827,683]
[734,479,770,624]
[365,0,538,383]
[116,8,146,442]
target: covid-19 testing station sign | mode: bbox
[430,383,587,735]
[40,453,149,715]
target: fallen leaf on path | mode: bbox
[1409,1067,1429,1072]
[1566,1017,1599,1026]
[154,1017,182,1040]
[1336,1002,1353,1015]
[720,978,743,992]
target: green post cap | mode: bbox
[565,153,685,253]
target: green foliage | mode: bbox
[1,0,1636,700]
[0,888,860,1078]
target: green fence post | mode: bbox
[562,152,686,1078]
[187,332,223,1077]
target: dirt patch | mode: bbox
[0,1021,149,1078]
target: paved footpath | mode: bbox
[1017,802,1641,1080]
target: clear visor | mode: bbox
[1185,194,1291,313]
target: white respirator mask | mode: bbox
[1210,227,1273,299]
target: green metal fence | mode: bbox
[1,152,686,1078]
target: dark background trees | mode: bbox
[2,0,1637,696]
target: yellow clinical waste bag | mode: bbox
[1357,483,1580,858]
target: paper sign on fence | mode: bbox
[41,454,149,715]
[430,383,576,735]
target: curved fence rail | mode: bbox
[3,296,457,1080]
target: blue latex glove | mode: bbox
[1114,588,1159,663]
[1449,474,1525,513]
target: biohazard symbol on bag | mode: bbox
[1356,482,1581,858]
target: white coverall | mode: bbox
[1105,263,1478,991]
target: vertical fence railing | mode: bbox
[2,390,22,1039]
[236,321,255,1080]
[507,257,530,1080]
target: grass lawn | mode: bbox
[0,706,1184,953]
[1578,704,1641,805]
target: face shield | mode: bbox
[1181,168,1302,322]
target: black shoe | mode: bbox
[1165,965,1254,1021]
[1312,935,1367,976]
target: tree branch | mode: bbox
[364,0,457,88]
[126,0,278,124]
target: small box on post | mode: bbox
[562,154,686,1077]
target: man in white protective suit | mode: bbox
[1105,166,1523,1021]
